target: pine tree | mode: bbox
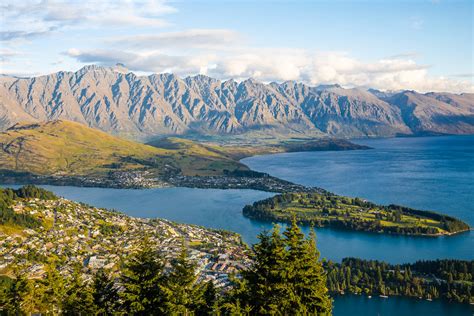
[162,243,200,314]
[4,272,36,314]
[120,238,167,315]
[203,281,218,314]
[63,266,97,315]
[93,268,119,315]
[41,262,67,315]
[244,226,289,314]
[233,218,332,315]
[283,219,332,315]
[194,280,218,315]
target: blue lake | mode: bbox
[243,135,474,227]
[332,295,472,316]
[21,135,473,264]
[3,135,473,315]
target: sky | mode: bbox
[0,0,473,92]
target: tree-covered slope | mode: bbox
[243,192,470,236]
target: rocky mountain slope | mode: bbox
[1,65,472,139]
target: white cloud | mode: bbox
[0,48,21,60]
[2,1,471,93]
[410,16,424,30]
[110,29,242,49]
[0,0,175,42]
[0,48,25,73]
[64,46,474,93]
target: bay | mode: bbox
[3,135,473,315]
[5,136,473,264]
[332,295,472,316]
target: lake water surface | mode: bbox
[243,135,474,226]
[4,135,473,315]
[25,136,473,263]
[332,295,471,316]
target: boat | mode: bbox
[379,295,389,298]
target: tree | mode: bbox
[93,269,119,315]
[41,262,67,315]
[283,219,332,315]
[4,272,36,314]
[195,281,218,315]
[63,266,97,315]
[120,238,167,315]
[232,218,332,315]
[242,226,289,314]
[162,243,201,314]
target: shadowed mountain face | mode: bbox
[1,65,473,140]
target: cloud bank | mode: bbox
[65,43,474,93]
[1,0,472,93]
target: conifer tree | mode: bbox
[200,281,218,315]
[162,244,200,314]
[241,226,289,314]
[63,266,97,315]
[4,272,36,314]
[233,218,332,315]
[93,268,119,315]
[41,262,67,315]
[120,238,166,315]
[283,219,332,315]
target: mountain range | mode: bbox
[1,65,472,140]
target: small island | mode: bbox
[243,192,470,236]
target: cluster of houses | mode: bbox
[0,198,251,290]
[168,174,318,193]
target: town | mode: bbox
[0,197,251,290]
[167,173,324,193]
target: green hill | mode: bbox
[0,120,247,182]
[0,120,366,190]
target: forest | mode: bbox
[325,258,473,304]
[0,185,57,229]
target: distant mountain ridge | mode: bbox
[1,65,472,140]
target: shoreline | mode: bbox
[1,190,472,306]
[247,216,472,238]
[1,136,471,239]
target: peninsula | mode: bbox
[0,120,366,192]
[1,186,471,310]
[243,192,470,236]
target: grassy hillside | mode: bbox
[0,120,247,179]
[150,135,370,162]
[147,137,248,176]
[0,120,367,189]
